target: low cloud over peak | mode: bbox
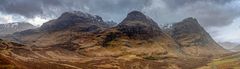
[0,0,240,43]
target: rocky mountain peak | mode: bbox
[59,11,94,20]
[115,11,163,39]
[125,11,147,20]
[41,11,107,32]
[119,11,159,28]
[182,17,198,23]
[171,17,204,34]
[118,11,160,29]
[57,11,105,24]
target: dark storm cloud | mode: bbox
[163,0,233,9]
[143,0,240,27]
[0,0,239,27]
[0,0,62,18]
[0,0,151,21]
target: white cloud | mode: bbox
[0,12,50,26]
[26,16,50,26]
[210,17,240,43]
[0,13,14,23]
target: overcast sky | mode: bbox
[0,0,240,43]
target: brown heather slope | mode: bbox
[0,11,228,69]
[0,39,25,69]
[0,38,180,69]
[198,52,240,69]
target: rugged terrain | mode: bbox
[0,11,228,69]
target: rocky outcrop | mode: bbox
[116,11,163,39]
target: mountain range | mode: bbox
[0,11,228,69]
[232,45,240,52]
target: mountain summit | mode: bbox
[166,17,227,56]
[118,11,160,30]
[41,11,108,32]
[116,11,162,39]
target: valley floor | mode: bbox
[198,52,240,69]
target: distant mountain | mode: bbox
[232,45,240,52]
[0,22,36,36]
[219,42,239,50]
[105,20,117,27]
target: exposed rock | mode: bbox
[40,11,108,32]
[116,11,163,39]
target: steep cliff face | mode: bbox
[166,17,227,56]
[116,11,163,39]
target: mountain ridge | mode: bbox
[0,11,229,69]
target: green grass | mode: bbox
[212,54,240,65]
[0,65,17,69]
[206,53,240,69]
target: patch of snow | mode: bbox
[159,24,173,30]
